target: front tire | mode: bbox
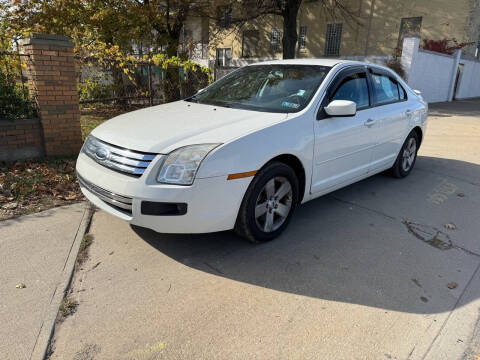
[235,162,299,243]
[391,131,419,178]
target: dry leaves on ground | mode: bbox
[447,282,458,289]
[0,158,84,220]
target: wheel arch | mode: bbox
[412,126,423,147]
[261,153,307,204]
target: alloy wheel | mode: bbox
[401,137,417,172]
[254,176,293,233]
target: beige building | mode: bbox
[206,0,480,66]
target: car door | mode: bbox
[367,67,410,172]
[311,67,378,194]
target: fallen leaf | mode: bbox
[447,282,458,289]
[3,202,18,210]
[444,223,456,230]
[16,282,26,289]
[65,193,77,200]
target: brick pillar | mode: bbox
[22,33,82,156]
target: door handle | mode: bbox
[364,118,376,127]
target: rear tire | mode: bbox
[235,162,299,243]
[391,131,419,178]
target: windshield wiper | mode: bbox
[185,96,199,103]
[204,100,232,108]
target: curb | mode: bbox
[30,203,94,360]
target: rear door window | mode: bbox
[371,72,401,105]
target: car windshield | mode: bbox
[186,65,331,113]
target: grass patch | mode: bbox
[77,233,94,266]
[59,295,78,320]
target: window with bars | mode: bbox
[242,30,259,57]
[299,25,307,51]
[325,23,342,56]
[270,29,281,52]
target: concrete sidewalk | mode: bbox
[0,203,90,360]
[49,99,480,360]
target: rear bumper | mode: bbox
[76,153,251,233]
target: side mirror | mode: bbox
[324,100,356,117]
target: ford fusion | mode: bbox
[77,59,428,242]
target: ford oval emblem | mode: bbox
[95,147,109,161]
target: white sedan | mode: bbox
[77,59,428,242]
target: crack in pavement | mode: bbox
[328,195,397,220]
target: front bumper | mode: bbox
[76,153,252,233]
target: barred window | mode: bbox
[299,25,307,51]
[242,30,259,57]
[270,29,281,52]
[325,23,342,56]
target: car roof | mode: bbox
[246,58,402,81]
[247,58,362,67]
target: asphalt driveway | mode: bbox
[49,99,480,360]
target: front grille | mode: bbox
[77,174,133,214]
[85,138,158,177]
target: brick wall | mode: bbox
[22,34,82,157]
[0,119,44,161]
[1,34,83,162]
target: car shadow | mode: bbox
[131,156,480,315]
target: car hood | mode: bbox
[91,101,288,153]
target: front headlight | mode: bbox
[157,144,220,185]
[81,135,102,159]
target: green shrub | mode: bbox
[0,72,37,120]
[78,76,116,102]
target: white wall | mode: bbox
[401,36,460,103]
[408,49,457,103]
[399,36,480,103]
[456,57,480,99]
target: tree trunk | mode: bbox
[282,0,302,59]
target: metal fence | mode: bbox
[77,58,210,108]
[0,51,37,121]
